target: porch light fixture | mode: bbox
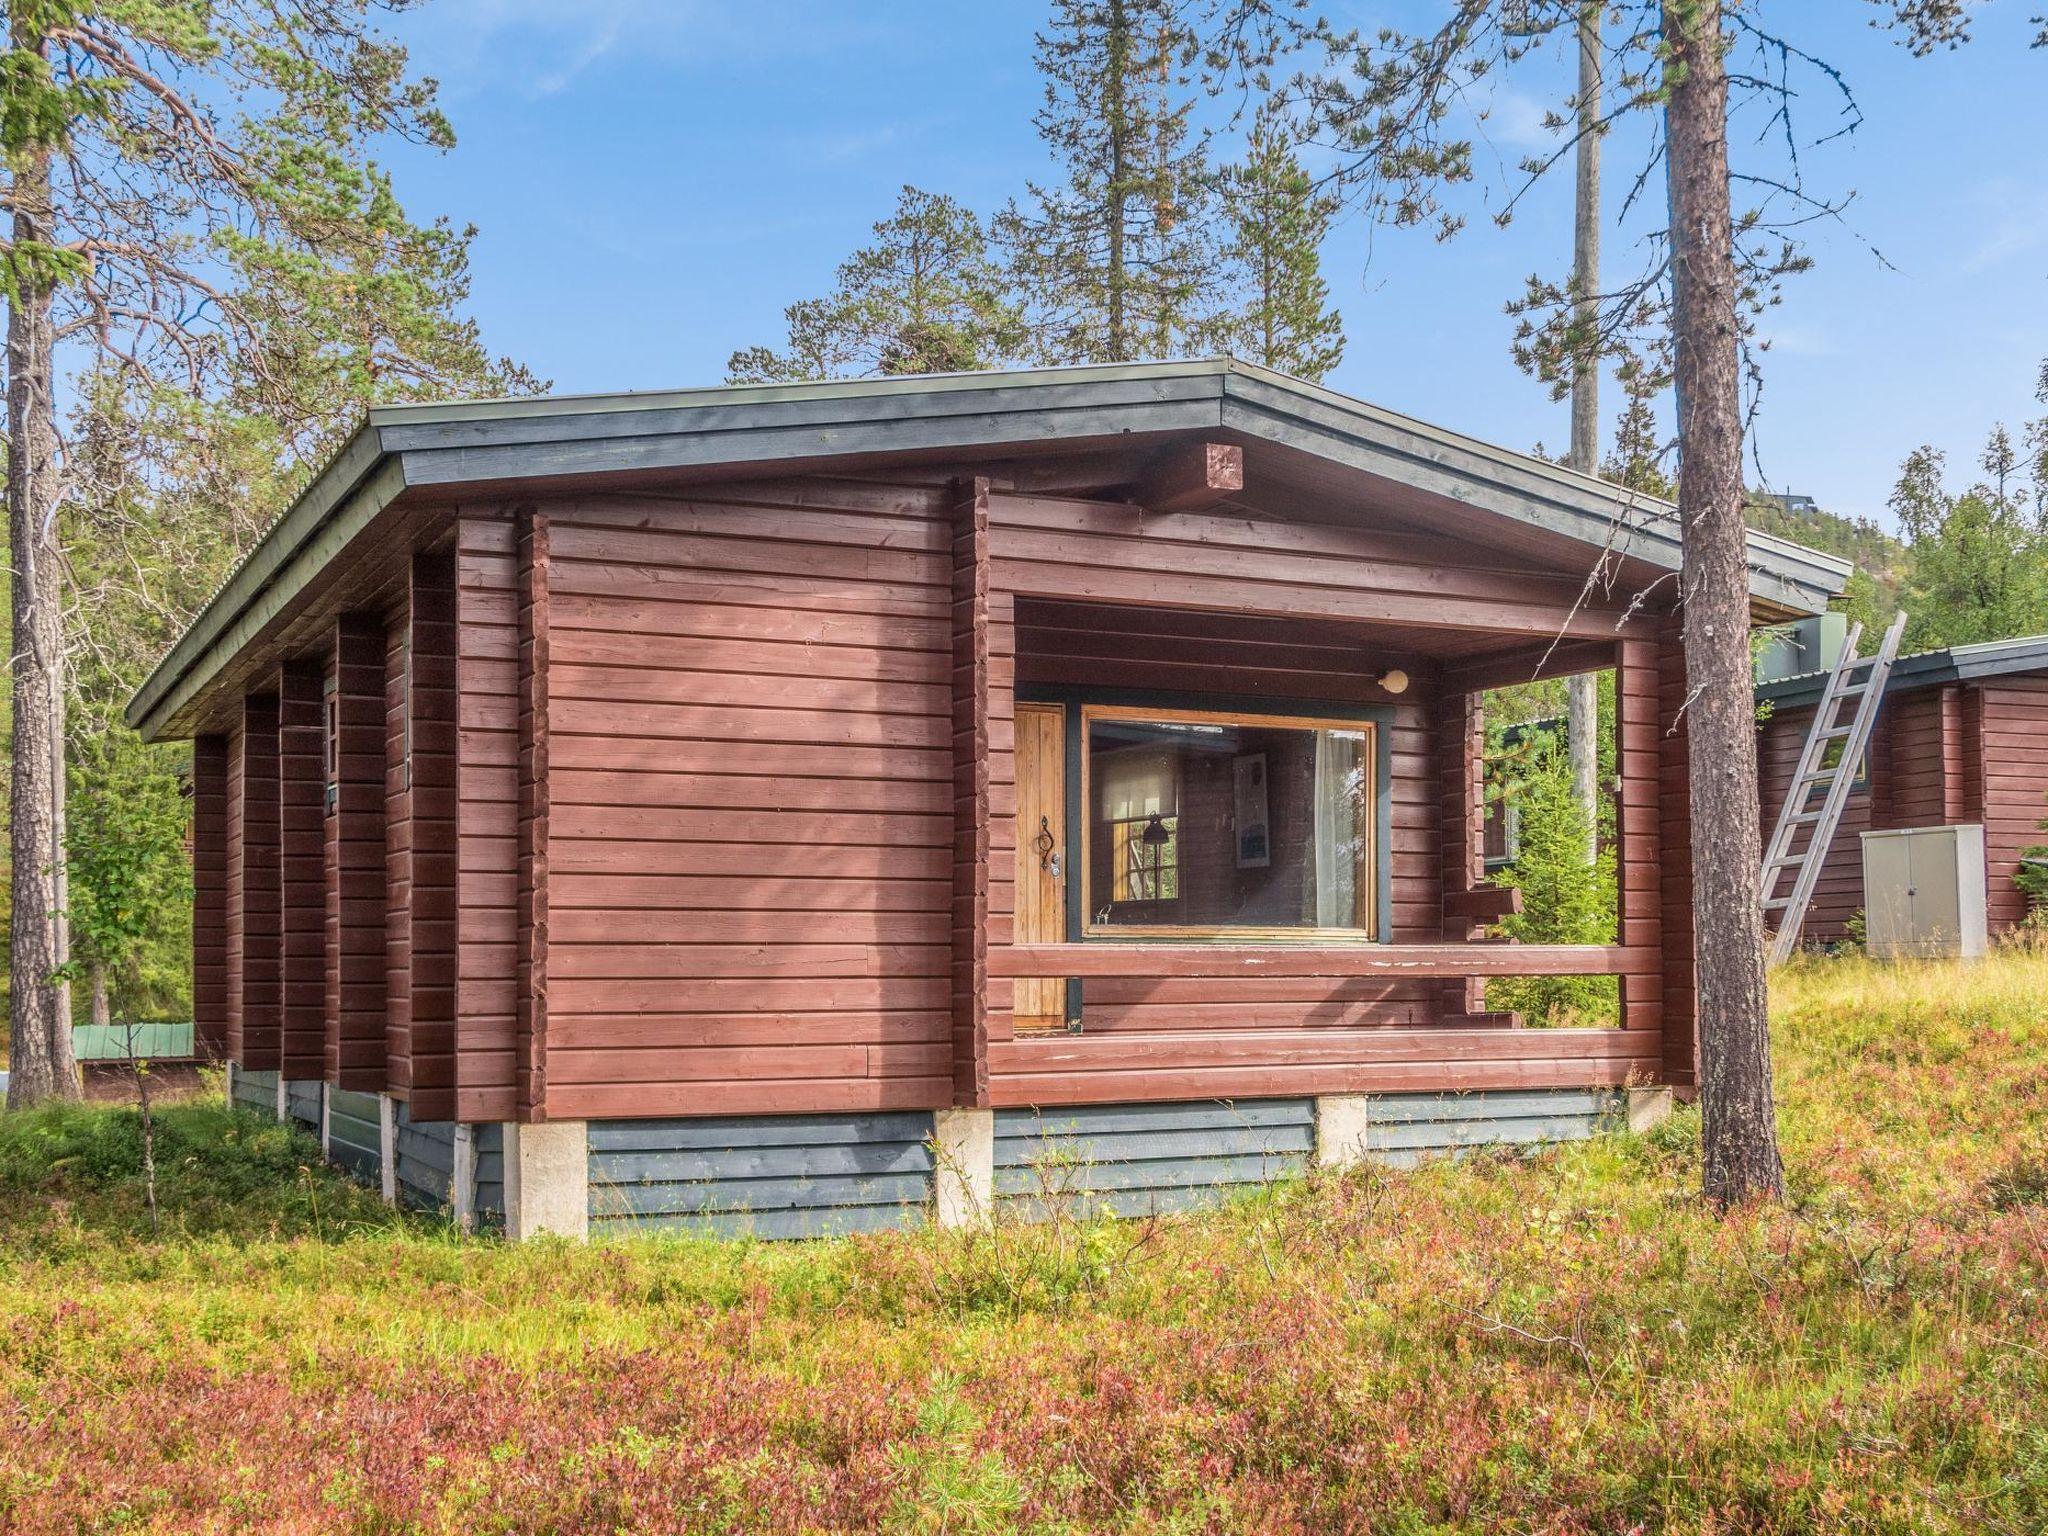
[1378,669,1410,695]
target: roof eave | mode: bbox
[127,360,1850,740]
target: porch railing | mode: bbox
[990,943,1650,980]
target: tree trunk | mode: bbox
[5,100,79,1110]
[1565,0,1603,862]
[1662,0,1783,1206]
[1104,0,1130,361]
[90,964,111,1028]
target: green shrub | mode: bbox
[1486,735,1619,1024]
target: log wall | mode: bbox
[192,735,229,1061]
[534,481,957,1120]
[194,465,1704,1118]
[327,615,388,1089]
[1758,674,2048,944]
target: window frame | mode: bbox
[1077,702,1382,943]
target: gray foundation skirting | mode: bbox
[1345,1088,1625,1167]
[587,1111,937,1240]
[284,1078,322,1132]
[326,1088,383,1182]
[224,1070,1643,1240]
[229,1067,280,1116]
[996,1099,1316,1219]
[393,1100,459,1212]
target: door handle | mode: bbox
[1034,815,1062,878]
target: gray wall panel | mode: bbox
[231,1068,279,1117]
[996,1099,1315,1218]
[587,1111,937,1240]
[393,1099,456,1211]
[284,1078,322,1131]
[326,1088,383,1183]
[472,1123,504,1229]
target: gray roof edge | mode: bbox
[1218,367,1848,611]
[1756,633,2048,707]
[125,422,392,734]
[126,359,1851,736]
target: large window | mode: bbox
[1082,706,1377,936]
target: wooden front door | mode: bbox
[1013,702,1067,1031]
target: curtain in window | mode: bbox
[1313,731,1363,927]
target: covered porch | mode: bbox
[948,456,1698,1109]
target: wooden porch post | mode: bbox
[950,477,993,1108]
[191,735,229,1062]
[515,508,552,1122]
[1615,637,1665,1044]
[1655,615,1699,1087]
[1435,685,1487,1018]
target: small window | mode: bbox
[1082,706,1377,937]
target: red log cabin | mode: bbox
[1756,634,2048,948]
[129,361,1848,1238]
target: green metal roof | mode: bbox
[1755,633,2048,709]
[126,358,1851,739]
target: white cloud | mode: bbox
[411,1,899,102]
[1956,180,2048,275]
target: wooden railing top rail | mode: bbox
[991,943,1649,980]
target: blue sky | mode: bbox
[388,1,2047,528]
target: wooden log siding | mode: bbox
[1982,678,2048,931]
[384,598,413,1095]
[984,491,1654,642]
[327,615,387,1089]
[456,514,522,1121]
[1655,616,1698,1086]
[515,508,551,1119]
[1615,638,1664,1036]
[536,482,956,1120]
[1436,687,1486,1018]
[191,735,230,1061]
[994,944,1647,977]
[278,658,327,1080]
[951,477,993,1107]
[235,694,282,1071]
[1765,675,2048,940]
[407,550,460,1120]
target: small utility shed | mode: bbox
[1757,634,2048,947]
[129,361,1847,1238]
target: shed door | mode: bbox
[1014,703,1067,1031]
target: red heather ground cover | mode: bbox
[2,951,2046,1532]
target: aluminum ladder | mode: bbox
[1760,611,1909,964]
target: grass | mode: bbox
[3,953,2046,1533]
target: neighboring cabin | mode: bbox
[1755,634,2048,947]
[127,361,1847,1238]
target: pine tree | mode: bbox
[1214,114,1343,380]
[996,0,1225,364]
[1602,353,1674,499]
[727,187,1021,383]
[1,3,533,1107]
